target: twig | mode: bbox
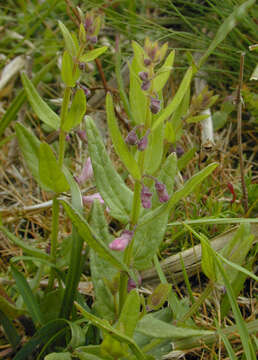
[236,52,248,213]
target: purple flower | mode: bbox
[141,185,152,209]
[144,58,151,66]
[155,181,169,203]
[138,130,150,151]
[109,230,134,251]
[75,157,93,184]
[125,129,139,145]
[141,80,151,91]
[127,274,142,292]
[88,35,97,44]
[79,85,91,98]
[138,71,149,82]
[150,97,161,114]
[65,134,71,142]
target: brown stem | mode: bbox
[89,43,109,91]
[65,0,80,26]
[236,53,248,213]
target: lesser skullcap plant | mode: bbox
[1,3,257,360]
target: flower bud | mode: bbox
[127,274,142,292]
[75,157,93,184]
[144,58,151,66]
[155,181,169,203]
[79,84,91,97]
[137,130,150,151]
[65,134,71,142]
[77,129,87,142]
[150,97,161,114]
[125,129,139,145]
[141,185,152,209]
[141,80,151,91]
[138,71,149,81]
[109,230,134,251]
[82,192,105,205]
[88,35,97,44]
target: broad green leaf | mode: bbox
[61,200,131,275]
[177,147,196,171]
[136,315,213,339]
[75,302,146,360]
[75,346,112,360]
[0,225,50,262]
[198,0,256,68]
[85,116,133,223]
[152,66,193,131]
[106,92,141,180]
[144,121,164,174]
[58,21,77,57]
[133,154,177,269]
[117,290,140,337]
[0,57,56,137]
[153,50,175,92]
[15,123,43,186]
[89,202,117,321]
[0,310,20,349]
[39,143,70,193]
[61,51,76,87]
[63,89,86,132]
[147,284,171,311]
[44,353,71,360]
[21,73,60,130]
[131,41,145,68]
[80,46,107,62]
[67,321,85,349]
[0,295,25,320]
[11,265,44,325]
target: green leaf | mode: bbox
[0,225,50,262]
[75,302,146,360]
[58,21,77,57]
[186,114,209,123]
[198,0,256,68]
[153,50,175,92]
[0,296,24,320]
[89,201,117,321]
[144,121,164,174]
[136,315,213,339]
[106,92,141,180]
[80,46,108,62]
[147,284,171,311]
[63,89,86,132]
[117,290,140,337]
[44,353,71,360]
[85,116,133,223]
[200,235,217,282]
[39,143,70,193]
[21,73,60,130]
[61,199,131,275]
[15,123,42,186]
[0,310,20,349]
[152,66,193,131]
[0,57,56,137]
[61,51,76,87]
[11,265,44,325]
[177,147,197,171]
[75,346,112,360]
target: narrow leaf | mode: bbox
[63,89,86,132]
[61,51,76,87]
[0,310,20,349]
[153,50,175,92]
[58,21,77,57]
[152,66,193,131]
[39,143,70,193]
[117,290,140,337]
[80,47,107,62]
[106,92,141,180]
[21,73,60,130]
[11,265,44,325]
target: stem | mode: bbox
[236,52,248,213]
[47,196,59,290]
[58,87,71,167]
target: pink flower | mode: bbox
[82,193,105,205]
[109,230,134,251]
[75,157,93,184]
[127,274,142,292]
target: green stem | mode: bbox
[47,196,59,290]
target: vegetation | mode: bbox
[0,1,257,359]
